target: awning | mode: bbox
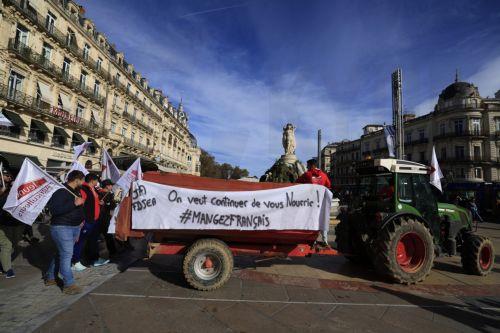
[59,93,72,112]
[0,152,42,174]
[2,109,27,127]
[88,137,100,148]
[72,132,85,143]
[31,119,51,133]
[37,81,52,103]
[53,126,70,138]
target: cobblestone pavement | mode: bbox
[2,223,500,332]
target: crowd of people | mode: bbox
[0,168,122,295]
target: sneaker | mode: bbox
[63,285,82,295]
[71,262,87,272]
[5,269,15,279]
[93,258,110,267]
[44,279,57,286]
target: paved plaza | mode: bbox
[1,223,499,332]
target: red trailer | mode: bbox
[115,172,339,291]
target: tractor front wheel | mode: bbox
[374,217,434,284]
[461,235,494,276]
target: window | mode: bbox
[15,24,29,46]
[8,71,24,98]
[79,71,87,88]
[454,119,464,134]
[83,43,90,60]
[93,80,100,97]
[473,146,481,160]
[139,134,143,144]
[66,28,75,47]
[76,104,84,118]
[131,131,135,141]
[419,151,425,162]
[455,146,465,159]
[127,83,131,92]
[364,142,369,152]
[474,168,482,179]
[439,123,446,136]
[418,129,425,141]
[496,118,500,132]
[121,126,127,136]
[45,12,56,33]
[110,121,116,133]
[62,58,71,77]
[471,118,481,135]
[441,147,447,159]
[406,132,412,144]
[42,43,52,61]
[124,102,129,113]
[97,57,103,71]
[115,73,121,84]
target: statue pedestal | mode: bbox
[261,154,306,183]
[281,154,298,164]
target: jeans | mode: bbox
[72,221,99,264]
[0,225,24,272]
[46,225,81,287]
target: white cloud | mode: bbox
[468,56,500,98]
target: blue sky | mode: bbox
[80,0,500,176]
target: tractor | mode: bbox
[335,158,495,284]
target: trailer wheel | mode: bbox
[461,235,494,276]
[183,238,233,291]
[374,217,434,284]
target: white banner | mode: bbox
[3,158,64,225]
[65,160,89,181]
[131,180,332,232]
[72,142,91,162]
[430,145,444,192]
[115,158,142,195]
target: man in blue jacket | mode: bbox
[45,170,85,295]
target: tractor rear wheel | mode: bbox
[461,235,494,276]
[374,217,434,284]
[183,238,234,291]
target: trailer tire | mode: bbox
[461,235,494,276]
[374,216,434,284]
[183,238,233,291]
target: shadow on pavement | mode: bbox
[371,285,500,332]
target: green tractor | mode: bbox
[335,158,495,284]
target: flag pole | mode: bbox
[0,162,5,189]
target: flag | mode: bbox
[384,125,396,158]
[115,158,142,194]
[3,158,64,225]
[65,160,89,181]
[72,142,92,161]
[101,150,120,183]
[0,110,14,127]
[430,146,444,192]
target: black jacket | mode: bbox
[47,184,84,227]
[0,188,23,227]
[98,190,116,222]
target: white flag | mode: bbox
[430,146,444,192]
[384,125,396,158]
[115,158,143,195]
[3,158,64,225]
[0,110,14,127]
[101,150,120,183]
[65,161,89,182]
[72,142,92,162]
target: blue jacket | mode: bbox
[47,184,84,227]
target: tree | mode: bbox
[199,150,251,179]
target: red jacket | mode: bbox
[80,182,100,221]
[296,168,332,188]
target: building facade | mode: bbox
[331,78,500,188]
[320,142,338,176]
[0,0,201,175]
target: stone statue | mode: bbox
[282,123,296,155]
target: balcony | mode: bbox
[122,137,154,155]
[440,156,500,164]
[8,39,106,106]
[0,82,105,137]
[404,138,429,146]
[5,0,111,82]
[433,129,488,141]
[0,128,20,139]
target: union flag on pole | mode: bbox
[115,158,142,195]
[3,158,64,225]
[101,150,120,183]
[72,142,92,162]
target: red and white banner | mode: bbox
[101,150,120,183]
[3,158,64,225]
[115,158,142,195]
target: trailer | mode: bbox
[114,172,339,291]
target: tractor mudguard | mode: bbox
[379,212,431,235]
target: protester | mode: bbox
[296,158,332,188]
[45,170,85,294]
[73,173,109,269]
[469,197,484,223]
[0,169,24,279]
[98,179,117,258]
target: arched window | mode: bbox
[168,134,172,146]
